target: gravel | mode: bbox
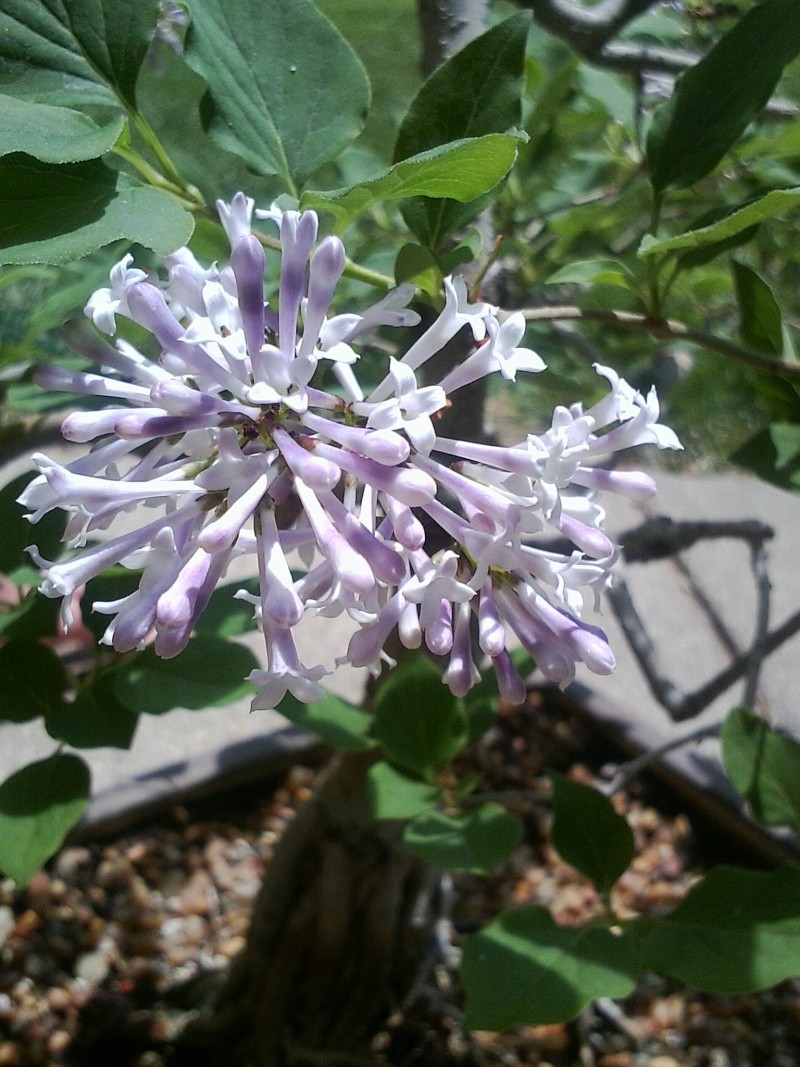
[0,692,798,1066]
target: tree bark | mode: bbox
[176,750,444,1066]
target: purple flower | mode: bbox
[20,196,681,704]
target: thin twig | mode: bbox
[606,579,684,715]
[743,540,771,709]
[611,517,777,721]
[601,719,721,795]
[521,305,800,381]
[620,517,775,562]
[676,607,800,720]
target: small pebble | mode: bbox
[75,948,111,985]
[0,1042,20,1067]
[0,906,14,949]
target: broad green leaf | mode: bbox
[394,14,528,246]
[463,648,534,739]
[394,243,442,301]
[733,424,800,493]
[721,706,800,829]
[676,202,761,271]
[0,752,90,884]
[367,761,440,820]
[277,692,374,752]
[302,134,521,233]
[550,773,634,894]
[641,865,800,992]
[620,9,688,46]
[46,672,139,750]
[370,654,467,778]
[395,15,529,161]
[0,97,124,162]
[194,577,261,638]
[183,0,369,190]
[0,1,116,110]
[0,156,194,264]
[0,590,62,641]
[732,260,783,356]
[0,639,68,723]
[437,226,483,275]
[133,32,284,207]
[546,258,637,294]
[462,907,639,1029]
[580,67,634,129]
[81,567,144,643]
[646,0,800,192]
[23,251,122,341]
[0,0,158,110]
[404,803,523,874]
[113,635,257,714]
[639,188,800,258]
[0,472,67,580]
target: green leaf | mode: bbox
[394,14,528,246]
[546,258,637,294]
[732,260,783,356]
[394,243,442,301]
[733,424,800,493]
[183,0,369,190]
[579,66,634,128]
[550,773,634,894]
[0,752,90,884]
[721,706,800,829]
[0,590,62,641]
[641,865,800,992]
[367,760,440,820]
[0,639,68,724]
[194,576,261,638]
[396,15,529,160]
[676,206,760,271]
[302,134,521,233]
[0,472,66,580]
[462,907,640,1029]
[0,156,194,265]
[0,0,158,109]
[80,567,143,643]
[0,97,124,162]
[277,692,374,752]
[46,672,139,750]
[646,0,800,192]
[369,654,467,778]
[0,0,117,110]
[23,251,122,341]
[640,188,800,258]
[404,803,523,874]
[113,635,258,714]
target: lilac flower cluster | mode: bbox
[20,194,681,708]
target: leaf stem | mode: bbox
[521,305,800,381]
[645,191,664,315]
[130,111,202,205]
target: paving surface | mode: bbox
[2,464,799,821]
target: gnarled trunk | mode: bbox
[176,750,444,1066]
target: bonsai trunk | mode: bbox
[176,749,445,1066]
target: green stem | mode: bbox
[645,191,664,316]
[112,143,181,193]
[130,110,201,203]
[521,304,800,382]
